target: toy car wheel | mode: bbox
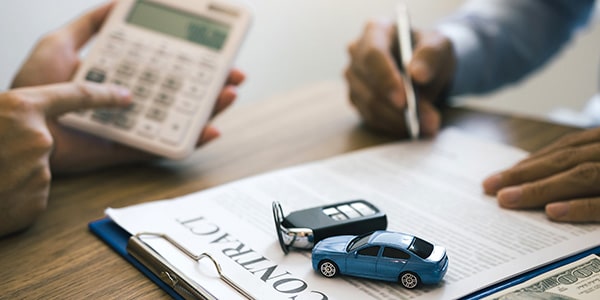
[318,260,338,278]
[399,272,420,289]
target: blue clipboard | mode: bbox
[90,217,599,299]
[89,217,184,300]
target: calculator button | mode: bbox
[91,109,116,123]
[162,76,183,91]
[199,53,218,69]
[113,113,136,130]
[146,106,168,122]
[108,30,126,41]
[133,84,152,99]
[147,55,170,70]
[193,68,213,84]
[116,61,138,77]
[137,119,160,139]
[182,83,205,99]
[95,56,118,71]
[351,202,376,216]
[175,97,199,114]
[154,92,175,106]
[112,77,131,88]
[85,68,106,83]
[337,204,361,219]
[127,42,149,60]
[139,69,160,84]
[159,114,190,145]
[124,101,144,115]
[102,41,125,56]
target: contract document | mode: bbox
[107,128,600,299]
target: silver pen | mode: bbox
[396,2,420,139]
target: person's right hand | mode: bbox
[0,82,131,237]
[345,18,456,138]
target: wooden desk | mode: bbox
[0,81,579,298]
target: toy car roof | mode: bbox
[369,231,415,249]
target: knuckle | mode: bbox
[570,162,600,187]
[73,82,96,105]
[36,166,53,186]
[555,131,584,147]
[364,46,383,64]
[34,130,54,153]
[37,31,63,49]
[524,181,550,202]
[549,147,579,169]
[582,199,600,221]
[1,91,36,114]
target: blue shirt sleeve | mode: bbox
[436,0,595,97]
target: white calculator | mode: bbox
[60,0,252,159]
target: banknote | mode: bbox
[483,254,600,300]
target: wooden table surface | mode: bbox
[0,81,579,299]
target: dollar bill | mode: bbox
[482,254,600,300]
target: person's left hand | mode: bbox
[483,128,600,222]
[11,2,245,173]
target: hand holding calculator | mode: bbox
[60,0,252,159]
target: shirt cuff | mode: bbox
[436,22,485,98]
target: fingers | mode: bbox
[212,85,237,116]
[546,198,600,222]
[226,68,246,86]
[196,126,221,146]
[496,162,600,209]
[417,101,441,137]
[345,67,407,135]
[209,69,244,117]
[524,128,600,161]
[409,32,453,85]
[347,19,406,109]
[61,1,115,50]
[483,144,600,195]
[409,31,455,107]
[22,82,131,116]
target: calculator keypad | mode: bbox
[80,30,218,146]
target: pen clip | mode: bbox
[128,232,256,300]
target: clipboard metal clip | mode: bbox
[127,232,255,300]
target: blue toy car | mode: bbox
[311,230,448,289]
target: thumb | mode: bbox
[408,32,450,85]
[32,82,131,117]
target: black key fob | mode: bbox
[272,200,387,254]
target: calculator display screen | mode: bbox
[127,0,230,50]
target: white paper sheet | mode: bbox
[108,128,600,299]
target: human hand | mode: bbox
[0,82,131,236]
[345,19,455,138]
[11,1,245,173]
[483,128,600,222]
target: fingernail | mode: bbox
[498,186,522,207]
[112,86,131,101]
[546,202,569,219]
[483,174,502,194]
